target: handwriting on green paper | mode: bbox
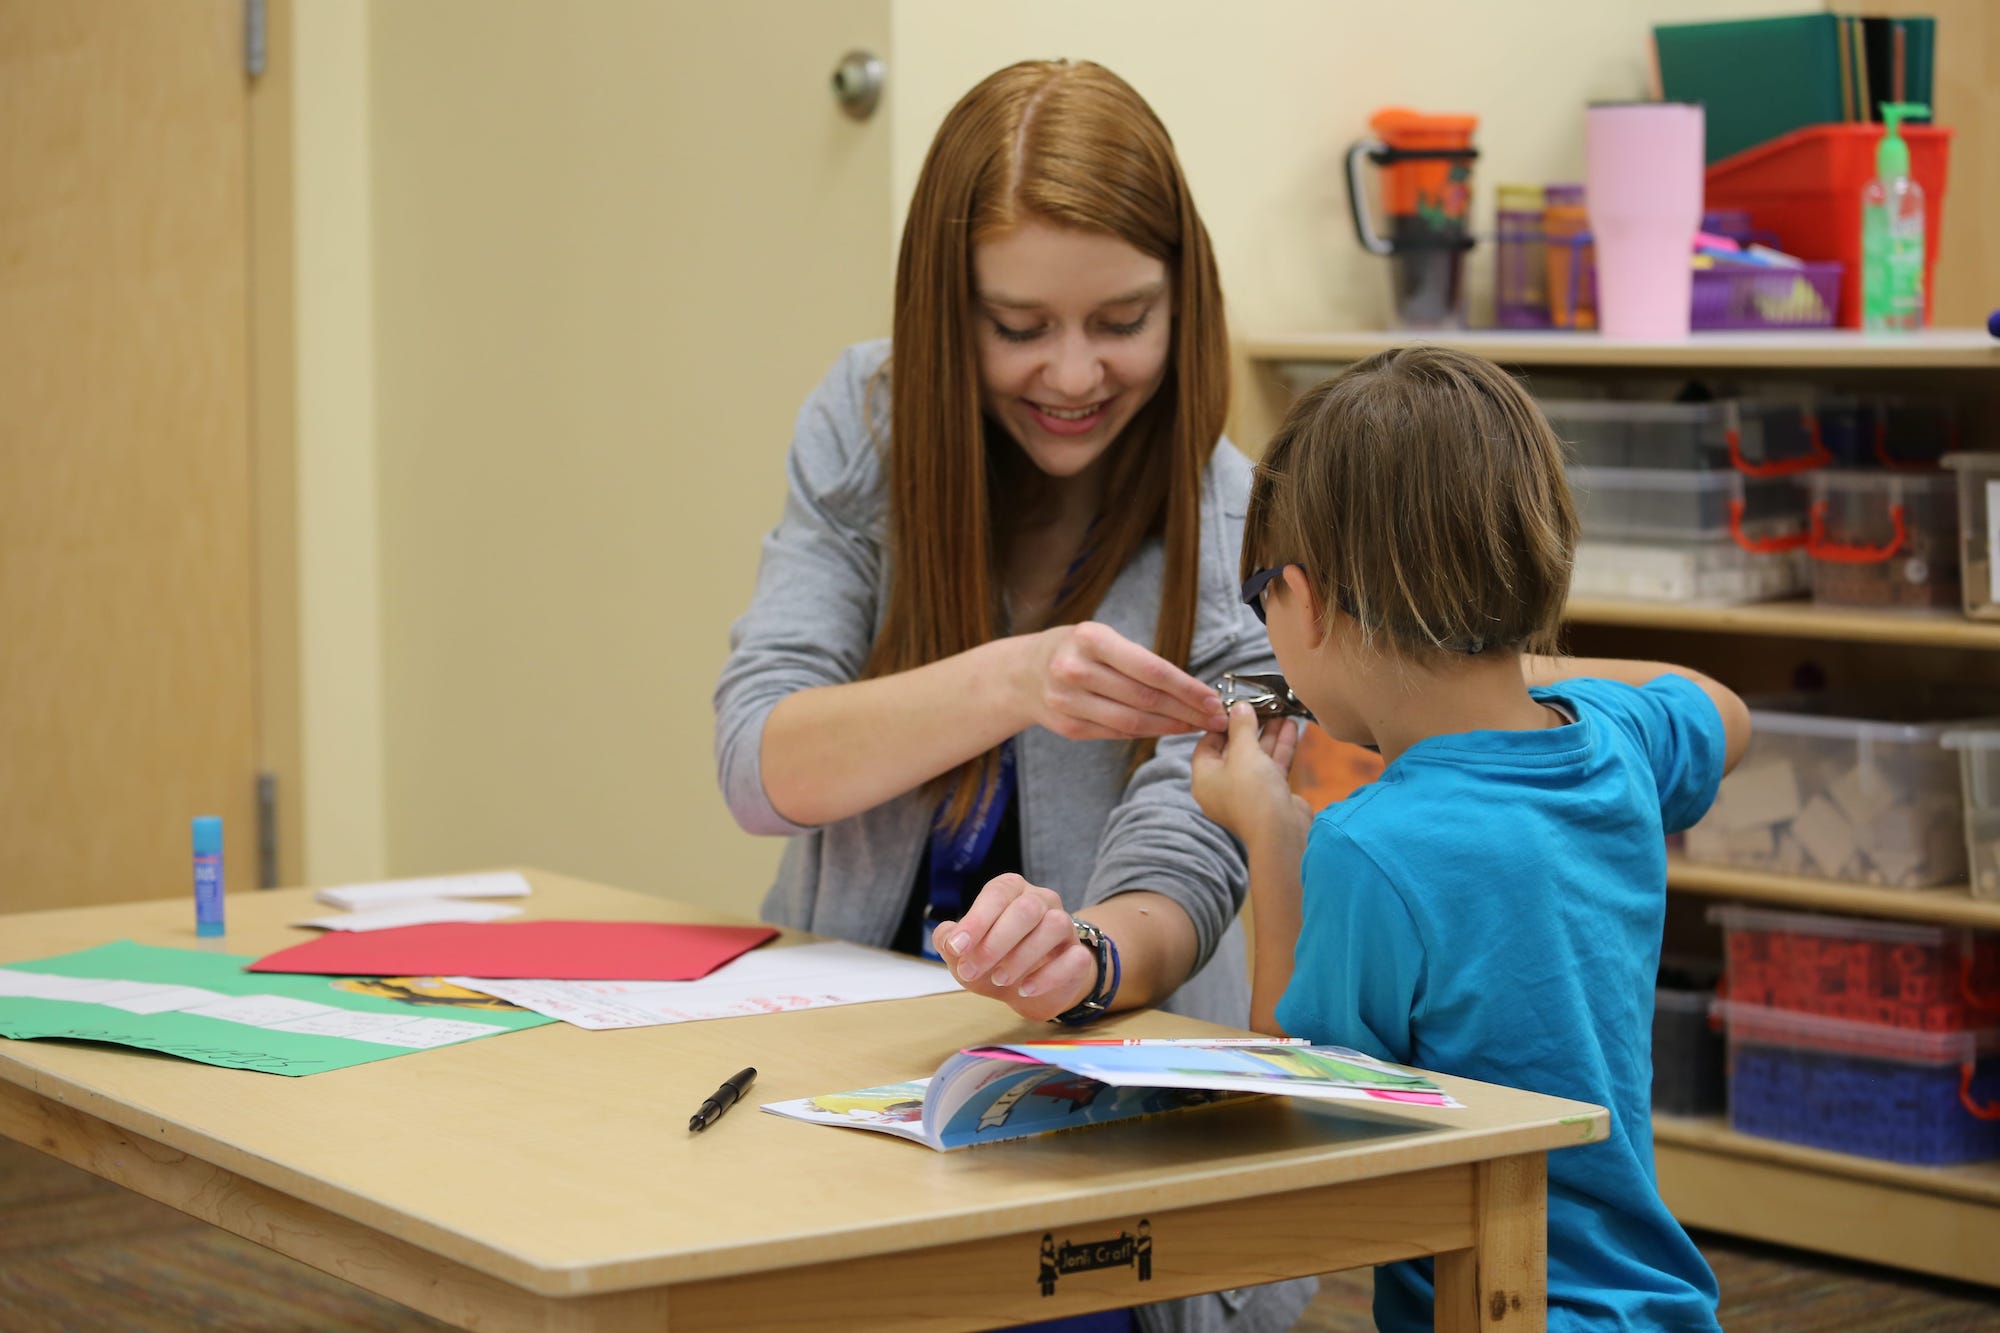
[52,1028,308,1073]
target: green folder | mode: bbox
[1905,16,1937,119]
[1654,13,1845,162]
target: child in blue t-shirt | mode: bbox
[1192,346,1751,1333]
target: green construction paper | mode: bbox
[0,941,553,1077]
[1655,13,1845,163]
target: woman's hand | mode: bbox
[1190,703,1312,848]
[1016,621,1227,741]
[932,874,1099,1023]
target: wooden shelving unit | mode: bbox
[1245,328,2000,1288]
[1667,857,1997,929]
[1567,596,2000,650]
[1654,1114,2000,1207]
[1243,328,2000,372]
[1653,1115,2000,1286]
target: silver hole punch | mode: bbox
[1213,672,1315,724]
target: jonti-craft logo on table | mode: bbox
[1036,1221,1153,1296]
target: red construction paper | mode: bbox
[246,920,778,981]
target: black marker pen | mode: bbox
[689,1066,757,1132]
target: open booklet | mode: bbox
[760,1037,1459,1151]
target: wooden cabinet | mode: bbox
[1242,328,2000,1287]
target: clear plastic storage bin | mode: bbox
[1808,469,1959,609]
[1817,395,1958,468]
[1571,538,1807,604]
[1709,903,2000,1032]
[1654,959,1726,1116]
[1685,690,2000,887]
[1944,730,2000,901]
[1716,999,2000,1165]
[1568,465,1806,545]
[1942,453,2000,622]
[1542,398,1823,473]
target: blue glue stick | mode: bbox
[192,816,224,937]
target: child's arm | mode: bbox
[1241,806,1308,1038]
[1522,654,1751,774]
[1191,703,1312,1036]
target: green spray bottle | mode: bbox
[1861,102,1929,332]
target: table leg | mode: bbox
[1433,1152,1547,1332]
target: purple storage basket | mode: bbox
[1533,186,1840,331]
[1691,262,1842,330]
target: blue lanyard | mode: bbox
[919,740,1016,961]
[917,522,1094,961]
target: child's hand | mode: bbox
[931,874,1098,1023]
[1191,703,1312,847]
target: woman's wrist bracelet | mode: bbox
[1051,916,1121,1026]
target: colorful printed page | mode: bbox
[0,941,552,1076]
[760,1078,941,1145]
[927,1057,1256,1148]
[962,1039,1458,1107]
[760,1038,1458,1151]
[759,1069,1245,1150]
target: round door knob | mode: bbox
[832,50,884,121]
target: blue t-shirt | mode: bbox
[1275,676,1726,1333]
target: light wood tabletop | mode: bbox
[0,871,1608,1331]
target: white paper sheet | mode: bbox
[313,871,533,912]
[450,941,961,1030]
[293,899,524,931]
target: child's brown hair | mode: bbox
[1244,346,1577,658]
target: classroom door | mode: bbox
[367,1,895,912]
[0,0,260,911]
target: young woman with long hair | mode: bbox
[715,61,1315,1333]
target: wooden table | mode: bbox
[0,871,1608,1331]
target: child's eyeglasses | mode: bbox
[1241,565,1360,626]
[1239,566,1288,625]
[1243,568,1487,653]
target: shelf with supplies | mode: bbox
[1246,327,2000,1288]
[1242,328,2000,654]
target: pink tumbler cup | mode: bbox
[1584,102,1704,339]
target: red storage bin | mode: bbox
[1704,124,1953,329]
[1712,905,2000,1033]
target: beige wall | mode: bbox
[364,1,891,912]
[891,0,1783,339]
[290,0,386,887]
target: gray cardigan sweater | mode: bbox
[713,341,1314,1333]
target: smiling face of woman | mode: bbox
[971,220,1173,489]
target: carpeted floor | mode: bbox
[4,1139,1998,1331]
